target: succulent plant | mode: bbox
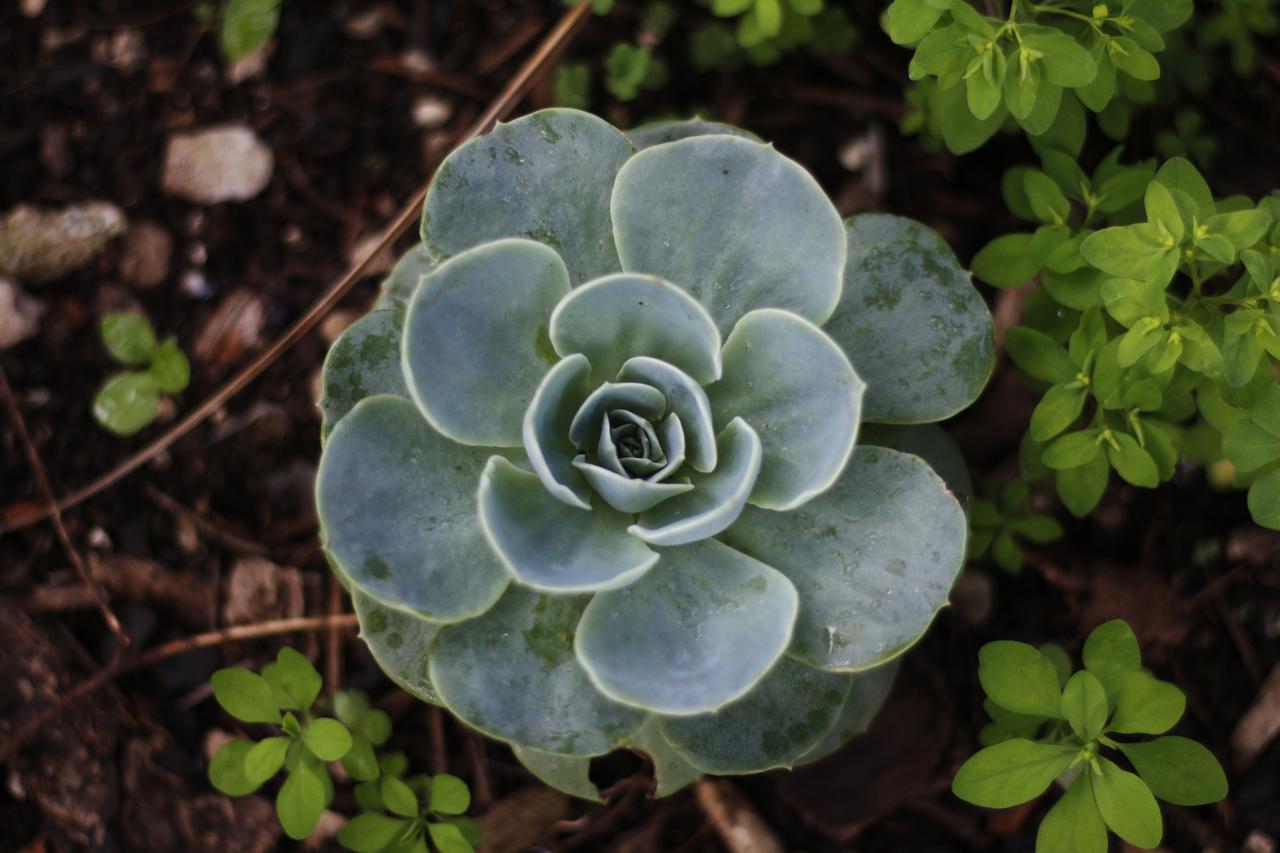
[316,109,994,798]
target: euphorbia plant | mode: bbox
[316,109,994,797]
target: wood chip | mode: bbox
[694,778,784,853]
[1232,664,1280,771]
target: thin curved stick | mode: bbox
[0,613,359,763]
[0,1,592,536]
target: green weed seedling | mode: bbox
[968,478,1064,573]
[204,0,283,63]
[886,0,1193,153]
[209,647,480,851]
[93,312,189,436]
[954,620,1228,852]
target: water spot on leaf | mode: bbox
[365,608,388,635]
[362,555,391,580]
[532,113,562,143]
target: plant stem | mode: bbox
[1028,2,1096,23]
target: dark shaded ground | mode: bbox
[1,1,1278,850]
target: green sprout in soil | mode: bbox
[93,312,189,436]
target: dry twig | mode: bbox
[0,613,358,763]
[693,778,784,853]
[0,366,127,645]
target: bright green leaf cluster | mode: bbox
[340,752,481,853]
[969,478,1063,572]
[886,0,1192,153]
[208,647,480,852]
[976,153,1280,528]
[209,648,349,839]
[954,620,1228,853]
[93,312,190,436]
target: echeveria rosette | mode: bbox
[317,109,994,798]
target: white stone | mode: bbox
[0,278,45,350]
[161,125,274,203]
[0,202,125,283]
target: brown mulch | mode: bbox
[2,1,1278,851]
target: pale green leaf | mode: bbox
[629,418,762,547]
[829,214,995,423]
[707,309,863,510]
[430,587,645,754]
[575,539,798,715]
[612,135,846,333]
[511,745,602,802]
[721,446,966,671]
[319,309,408,441]
[421,109,633,284]
[317,396,511,621]
[550,273,722,385]
[478,457,658,592]
[661,658,853,774]
[403,238,569,447]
